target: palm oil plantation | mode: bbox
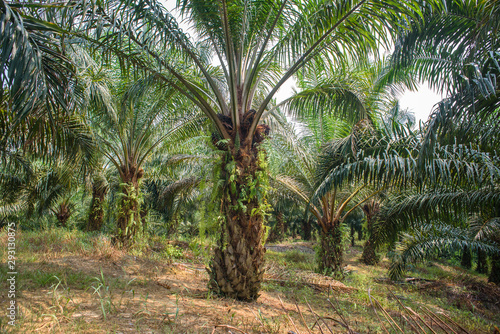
[1,0,500,333]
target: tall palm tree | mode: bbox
[66,0,421,299]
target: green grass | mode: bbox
[1,228,499,334]
[265,249,316,271]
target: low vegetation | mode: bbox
[1,229,499,333]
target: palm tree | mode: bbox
[143,144,214,236]
[383,191,500,281]
[360,199,380,265]
[0,6,98,227]
[390,0,500,154]
[65,0,421,299]
[0,1,77,125]
[89,78,203,246]
[270,57,418,276]
[0,159,81,228]
[385,0,500,283]
[270,109,387,277]
[86,169,110,232]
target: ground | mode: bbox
[0,229,499,333]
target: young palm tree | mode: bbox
[0,159,81,227]
[86,170,110,232]
[270,57,417,276]
[270,109,386,277]
[90,79,203,246]
[143,141,215,235]
[383,189,500,282]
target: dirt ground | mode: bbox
[1,232,499,333]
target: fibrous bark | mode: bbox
[317,220,343,279]
[208,111,270,301]
[87,182,108,232]
[361,201,380,265]
[115,165,144,247]
[208,145,268,301]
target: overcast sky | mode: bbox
[398,84,443,123]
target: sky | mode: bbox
[398,84,443,123]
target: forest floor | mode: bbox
[1,228,499,333]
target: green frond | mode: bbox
[389,220,500,280]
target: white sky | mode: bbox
[398,84,443,123]
[275,79,443,124]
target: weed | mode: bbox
[90,269,116,320]
[47,275,73,314]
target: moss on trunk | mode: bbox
[115,166,144,247]
[87,184,107,232]
[208,144,270,301]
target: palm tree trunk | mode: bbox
[361,201,380,265]
[302,218,312,241]
[267,211,284,243]
[208,146,268,301]
[361,238,379,265]
[476,249,488,274]
[116,169,144,247]
[350,223,355,247]
[317,221,343,279]
[489,252,500,285]
[461,246,472,269]
[87,184,107,232]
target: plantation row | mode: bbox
[1,0,499,302]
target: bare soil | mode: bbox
[1,231,499,333]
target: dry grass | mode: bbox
[0,228,499,333]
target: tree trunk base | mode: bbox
[489,253,500,285]
[361,239,379,265]
[317,225,344,279]
[461,246,472,269]
[476,249,488,274]
[208,235,265,301]
[207,147,269,301]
